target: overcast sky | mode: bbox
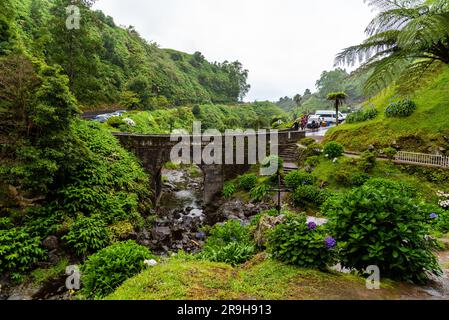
[93,0,376,102]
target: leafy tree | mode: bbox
[316,68,348,98]
[336,0,449,95]
[47,0,102,100]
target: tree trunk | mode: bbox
[335,100,339,126]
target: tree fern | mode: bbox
[336,0,449,95]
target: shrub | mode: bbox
[346,108,377,123]
[358,151,377,172]
[305,156,321,168]
[293,185,330,207]
[304,142,322,157]
[385,99,417,118]
[435,211,449,234]
[106,116,125,129]
[222,182,236,198]
[350,173,370,187]
[323,142,344,159]
[363,178,417,198]
[0,227,45,274]
[239,174,258,191]
[108,221,134,243]
[284,170,316,190]
[382,147,398,160]
[200,220,255,266]
[323,185,442,283]
[421,204,449,234]
[81,241,154,299]
[300,138,316,147]
[268,214,336,269]
[62,217,110,256]
[250,184,270,202]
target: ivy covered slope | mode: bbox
[4,0,250,109]
[325,66,449,153]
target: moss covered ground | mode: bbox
[105,254,429,300]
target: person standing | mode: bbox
[294,120,300,131]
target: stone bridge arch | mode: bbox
[113,130,305,205]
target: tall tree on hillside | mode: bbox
[335,0,449,95]
[47,0,100,100]
[0,0,15,55]
[327,92,347,126]
[292,94,303,119]
[315,68,348,98]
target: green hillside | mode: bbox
[2,0,250,109]
[325,66,449,154]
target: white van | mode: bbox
[315,110,345,124]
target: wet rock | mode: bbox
[144,259,158,267]
[253,215,286,248]
[152,226,171,241]
[42,236,59,250]
[48,249,60,265]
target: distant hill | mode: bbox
[1,0,250,109]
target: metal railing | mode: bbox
[395,151,449,169]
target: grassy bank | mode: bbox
[325,67,449,153]
[106,254,413,300]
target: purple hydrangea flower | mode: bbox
[307,222,317,231]
[430,213,439,219]
[195,232,206,240]
[324,237,337,250]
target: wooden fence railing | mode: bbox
[395,151,449,169]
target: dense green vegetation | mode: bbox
[276,68,369,117]
[325,66,449,152]
[3,0,250,109]
[106,254,416,300]
[1,0,449,302]
[105,102,286,134]
[336,0,449,95]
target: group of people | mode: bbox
[293,114,309,131]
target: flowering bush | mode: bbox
[385,99,417,118]
[437,191,449,210]
[268,214,336,269]
[323,184,442,284]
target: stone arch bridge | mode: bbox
[113,130,305,205]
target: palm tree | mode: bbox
[335,0,449,95]
[327,92,347,126]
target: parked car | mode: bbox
[315,110,345,124]
[307,115,324,129]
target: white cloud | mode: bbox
[93,0,375,101]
